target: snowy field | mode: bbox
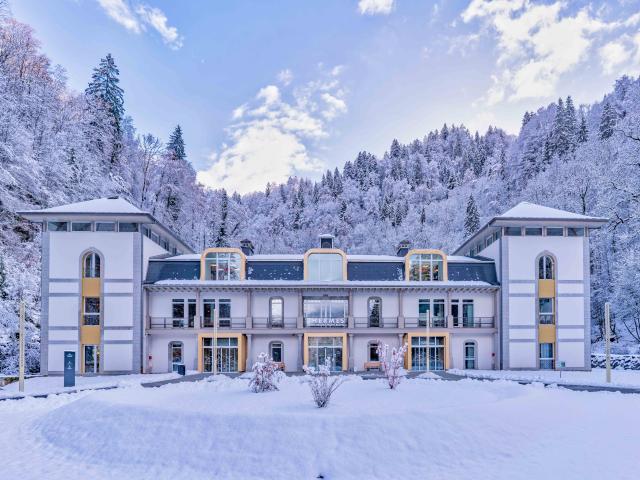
[0,372,182,399]
[450,368,640,388]
[1,375,640,480]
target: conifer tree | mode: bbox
[0,254,8,300]
[564,96,578,152]
[85,53,124,165]
[577,113,589,143]
[215,190,229,247]
[599,102,617,140]
[464,195,480,238]
[167,125,186,161]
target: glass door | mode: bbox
[308,337,343,371]
[170,342,183,372]
[83,345,99,374]
[411,337,445,371]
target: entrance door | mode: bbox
[170,341,183,372]
[411,337,445,371]
[83,345,99,374]
[308,337,343,371]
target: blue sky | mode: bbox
[11,0,640,194]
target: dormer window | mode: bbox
[203,251,242,280]
[307,253,344,281]
[319,234,335,249]
[408,252,445,281]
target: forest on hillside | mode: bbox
[1,10,640,373]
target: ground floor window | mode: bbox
[308,336,343,371]
[411,336,445,371]
[464,341,476,369]
[203,337,239,373]
[270,341,283,363]
[83,344,100,374]
[539,343,554,370]
[169,341,183,372]
[368,341,380,362]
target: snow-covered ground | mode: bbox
[0,372,185,399]
[450,368,640,388]
[1,375,639,479]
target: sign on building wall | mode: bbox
[64,351,75,387]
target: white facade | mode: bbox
[20,198,605,375]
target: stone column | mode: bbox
[195,288,201,329]
[446,290,453,329]
[245,290,252,328]
[297,289,304,328]
[246,333,253,371]
[297,333,304,370]
[348,333,354,372]
[347,290,354,328]
[397,290,405,328]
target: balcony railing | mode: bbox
[150,317,193,329]
[453,316,495,328]
[252,317,298,329]
[304,317,347,328]
[201,317,246,329]
[405,317,447,328]
[354,317,399,328]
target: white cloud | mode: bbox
[97,0,141,33]
[96,0,183,49]
[358,0,395,16]
[277,69,293,86]
[135,5,184,50]
[197,67,348,194]
[599,40,632,75]
[460,0,633,105]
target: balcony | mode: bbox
[252,317,298,329]
[454,316,495,328]
[149,317,193,329]
[201,317,246,329]
[353,317,399,328]
[405,317,447,328]
[304,317,347,328]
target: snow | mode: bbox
[161,253,493,264]
[19,197,146,215]
[450,368,640,388]
[159,254,201,261]
[152,279,496,287]
[498,201,607,221]
[0,372,182,399]
[1,375,639,479]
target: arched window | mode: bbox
[269,297,284,327]
[538,255,554,280]
[83,252,101,278]
[306,253,344,281]
[169,341,183,372]
[464,341,477,369]
[269,341,283,364]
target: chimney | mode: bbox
[319,234,335,249]
[396,240,411,256]
[240,239,254,256]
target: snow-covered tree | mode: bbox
[599,102,617,140]
[464,195,480,237]
[303,359,344,408]
[248,352,282,393]
[376,342,408,389]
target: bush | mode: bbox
[377,342,408,390]
[248,352,282,393]
[303,358,344,408]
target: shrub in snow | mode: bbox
[303,359,344,408]
[248,352,282,393]
[377,342,408,390]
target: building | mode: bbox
[18,197,607,375]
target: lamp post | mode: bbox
[605,302,611,384]
[18,300,25,393]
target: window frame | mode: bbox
[525,227,543,236]
[95,222,116,232]
[367,296,382,327]
[545,227,564,237]
[47,221,69,232]
[203,251,243,281]
[408,253,445,281]
[83,252,101,278]
[567,227,585,237]
[71,222,92,232]
[306,252,345,281]
[83,297,100,326]
[368,341,380,362]
[539,343,555,370]
[463,340,477,369]
[269,341,284,363]
[504,226,522,236]
[172,299,185,327]
[538,298,555,324]
[538,255,555,280]
[118,222,139,232]
[269,297,284,327]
